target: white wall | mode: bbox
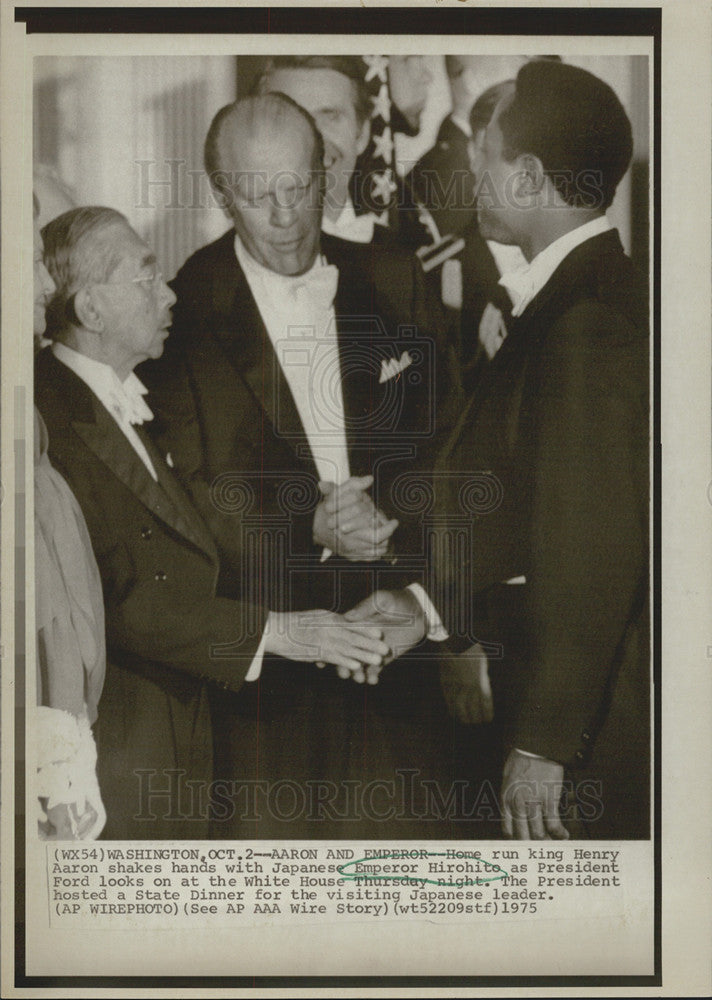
[34,56,237,279]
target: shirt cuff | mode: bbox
[515,748,545,759]
[244,630,267,681]
[406,583,449,642]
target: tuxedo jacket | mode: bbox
[141,229,461,612]
[434,230,649,807]
[35,349,266,837]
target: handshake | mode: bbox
[263,589,425,684]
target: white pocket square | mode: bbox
[379,351,413,384]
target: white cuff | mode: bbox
[515,748,545,759]
[244,630,267,681]
[406,583,449,642]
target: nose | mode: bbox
[41,262,56,299]
[269,197,298,229]
[160,278,176,308]
[322,139,339,167]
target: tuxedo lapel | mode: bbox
[134,424,218,557]
[43,353,215,557]
[212,249,311,456]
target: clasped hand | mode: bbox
[338,588,427,684]
[313,475,398,561]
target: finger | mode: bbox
[330,655,363,673]
[340,474,374,492]
[351,666,366,684]
[343,623,387,646]
[335,664,352,680]
[344,596,380,622]
[502,804,514,839]
[324,488,365,515]
[371,518,399,543]
[328,501,369,531]
[544,802,570,840]
[316,660,326,669]
[365,663,382,685]
[512,813,530,840]
[338,539,391,561]
[527,802,548,840]
[340,642,387,667]
[335,512,376,534]
[324,476,374,511]
[341,520,395,542]
[318,480,336,497]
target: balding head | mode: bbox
[204,93,324,275]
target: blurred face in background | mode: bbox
[34,213,56,339]
[389,56,432,132]
[265,67,370,221]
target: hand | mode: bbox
[342,589,426,683]
[501,749,569,840]
[313,476,398,561]
[264,609,389,676]
[439,643,494,725]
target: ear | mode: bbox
[514,153,546,199]
[72,287,105,333]
[356,117,371,157]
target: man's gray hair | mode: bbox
[41,206,128,340]
[204,92,324,211]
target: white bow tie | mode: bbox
[289,263,339,313]
[108,373,154,426]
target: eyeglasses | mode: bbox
[90,269,165,292]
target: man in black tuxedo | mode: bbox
[35,206,389,838]
[142,94,461,837]
[351,60,650,839]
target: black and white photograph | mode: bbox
[2,1,711,993]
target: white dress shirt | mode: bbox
[52,343,158,480]
[235,235,357,673]
[498,215,612,317]
[321,197,383,244]
[234,235,349,490]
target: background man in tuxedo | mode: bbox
[142,94,461,837]
[256,56,377,244]
[35,206,390,838]
[352,60,650,839]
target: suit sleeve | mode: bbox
[511,302,648,764]
[105,581,267,694]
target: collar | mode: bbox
[321,198,378,244]
[52,342,153,425]
[233,233,338,314]
[449,114,472,139]
[498,216,613,318]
